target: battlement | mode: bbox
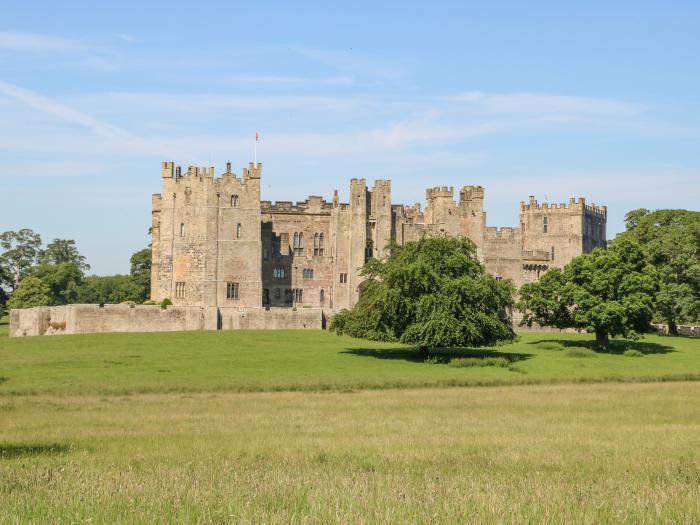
[161,161,263,188]
[261,197,333,214]
[372,180,391,188]
[350,178,367,187]
[459,185,484,201]
[484,226,521,240]
[519,196,606,216]
[426,186,455,200]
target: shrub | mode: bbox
[566,347,598,358]
[449,357,510,368]
[623,349,644,357]
[160,298,173,309]
[536,342,564,351]
[119,300,135,306]
[142,299,161,305]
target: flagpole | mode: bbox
[254,136,257,164]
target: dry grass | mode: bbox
[2,382,700,523]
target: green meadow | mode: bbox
[2,318,700,523]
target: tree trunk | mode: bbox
[419,346,431,360]
[668,320,679,336]
[595,328,609,350]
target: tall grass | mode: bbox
[1,383,700,523]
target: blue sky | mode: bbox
[1,1,698,274]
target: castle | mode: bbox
[150,161,607,317]
[9,159,608,336]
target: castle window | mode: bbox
[382,196,386,207]
[293,288,303,304]
[231,194,239,207]
[274,267,286,279]
[551,246,555,261]
[293,232,304,256]
[320,289,325,304]
[303,268,314,279]
[175,282,186,299]
[226,282,240,300]
[236,223,242,239]
[263,288,269,304]
[313,233,324,256]
[365,240,373,261]
[285,288,293,303]
[495,276,503,281]
[180,223,185,238]
[543,216,548,234]
[339,273,347,284]
[274,288,281,299]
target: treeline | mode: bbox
[0,229,151,316]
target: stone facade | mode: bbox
[151,161,607,311]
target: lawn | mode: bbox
[2,383,700,523]
[0,325,699,395]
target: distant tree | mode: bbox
[40,239,90,272]
[615,208,700,333]
[518,239,657,348]
[30,263,84,305]
[129,247,151,302]
[7,276,51,309]
[77,274,144,304]
[331,236,516,357]
[0,229,42,290]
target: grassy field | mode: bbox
[0,323,699,395]
[2,383,700,523]
[2,320,700,522]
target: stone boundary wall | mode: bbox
[651,323,700,337]
[9,304,324,337]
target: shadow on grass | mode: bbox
[0,377,8,385]
[343,347,532,364]
[0,442,72,460]
[530,338,675,355]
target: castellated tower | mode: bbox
[151,161,263,307]
[519,196,607,284]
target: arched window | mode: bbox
[180,223,185,238]
[231,194,239,207]
[293,232,304,255]
[320,289,325,304]
[319,233,324,256]
[551,246,555,261]
[236,223,242,239]
[365,240,373,261]
[543,216,548,234]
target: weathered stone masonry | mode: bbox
[151,161,607,311]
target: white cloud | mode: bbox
[448,92,642,117]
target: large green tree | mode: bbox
[615,209,700,334]
[77,274,144,304]
[7,276,51,309]
[40,239,90,272]
[0,229,42,290]
[331,236,516,356]
[129,247,151,303]
[30,263,84,305]
[518,238,658,348]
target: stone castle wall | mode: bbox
[10,304,323,337]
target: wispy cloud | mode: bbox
[0,30,81,51]
[0,80,132,140]
[448,92,642,117]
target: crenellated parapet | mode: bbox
[261,197,333,214]
[426,186,455,200]
[520,195,607,217]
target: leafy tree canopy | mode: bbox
[7,276,51,309]
[0,229,42,289]
[517,238,658,348]
[30,263,84,306]
[77,274,145,305]
[40,239,90,272]
[129,248,151,303]
[331,236,517,354]
[615,208,700,332]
